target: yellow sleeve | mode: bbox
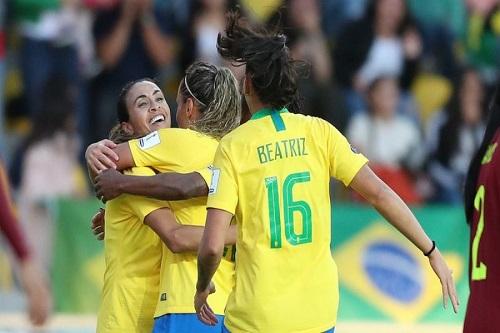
[126,167,170,222]
[327,122,368,186]
[128,128,186,168]
[196,167,213,187]
[206,142,238,215]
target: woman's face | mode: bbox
[376,0,405,32]
[370,78,399,118]
[125,81,171,136]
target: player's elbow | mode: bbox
[367,182,393,209]
[164,232,186,253]
[199,242,223,262]
[181,174,208,199]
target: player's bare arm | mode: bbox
[87,138,208,202]
[195,208,233,325]
[145,208,236,253]
[349,164,459,313]
[85,139,133,181]
[95,169,208,202]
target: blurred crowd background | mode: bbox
[0,0,497,326]
[1,0,499,205]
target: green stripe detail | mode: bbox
[251,107,288,132]
[270,112,286,132]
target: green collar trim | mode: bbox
[250,108,288,132]
[250,107,289,120]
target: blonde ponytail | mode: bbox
[191,67,241,140]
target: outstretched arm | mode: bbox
[349,165,459,313]
[145,208,236,253]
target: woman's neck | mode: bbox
[248,99,270,115]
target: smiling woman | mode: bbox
[112,78,171,142]
[84,61,242,333]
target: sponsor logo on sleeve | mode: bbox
[209,168,221,195]
[139,131,161,150]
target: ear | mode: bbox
[121,122,134,135]
[186,98,195,120]
[243,74,252,96]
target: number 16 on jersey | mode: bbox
[265,172,312,248]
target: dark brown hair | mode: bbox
[116,78,157,123]
[217,11,308,113]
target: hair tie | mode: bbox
[184,76,206,107]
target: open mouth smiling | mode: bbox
[150,114,166,125]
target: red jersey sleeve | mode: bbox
[0,162,30,261]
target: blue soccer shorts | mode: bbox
[153,313,225,333]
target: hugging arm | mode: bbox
[95,169,208,202]
[85,139,134,179]
[87,138,208,202]
[144,208,237,253]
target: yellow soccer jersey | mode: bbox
[97,167,166,333]
[129,128,235,317]
[207,108,368,333]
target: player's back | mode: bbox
[97,167,164,333]
[464,129,500,333]
[213,109,367,333]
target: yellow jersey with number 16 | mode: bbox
[207,108,368,333]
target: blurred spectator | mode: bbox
[0,1,6,159]
[347,76,424,204]
[464,0,499,81]
[238,0,283,23]
[12,0,88,124]
[84,0,119,9]
[426,68,486,204]
[407,0,465,79]
[181,0,238,69]
[0,159,52,326]
[90,0,176,141]
[321,0,369,37]
[270,0,348,130]
[334,0,422,115]
[14,76,88,273]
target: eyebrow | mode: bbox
[134,90,162,103]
